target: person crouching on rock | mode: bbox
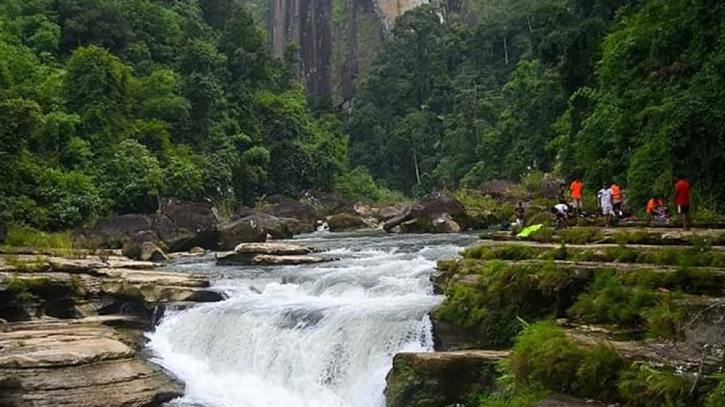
[551,203,569,229]
[515,201,525,228]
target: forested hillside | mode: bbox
[349,0,725,208]
[0,0,354,230]
[3,0,725,231]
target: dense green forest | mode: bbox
[349,0,725,209]
[2,0,725,231]
[0,0,360,230]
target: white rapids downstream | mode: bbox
[147,231,478,407]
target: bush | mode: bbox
[333,166,405,204]
[569,270,657,326]
[436,261,575,346]
[575,344,623,399]
[618,363,694,407]
[644,296,683,340]
[509,321,585,392]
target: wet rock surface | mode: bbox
[0,253,220,407]
[216,242,326,266]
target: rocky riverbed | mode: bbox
[0,251,222,406]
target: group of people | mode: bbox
[546,176,692,230]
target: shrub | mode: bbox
[644,296,683,340]
[568,270,657,326]
[333,166,405,204]
[509,321,586,392]
[705,374,725,407]
[575,344,623,399]
[618,363,694,407]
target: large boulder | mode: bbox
[327,213,368,232]
[385,350,508,407]
[479,180,518,198]
[219,213,295,249]
[158,199,219,251]
[121,231,169,262]
[262,196,318,230]
[384,197,470,233]
[80,214,153,248]
[301,190,354,216]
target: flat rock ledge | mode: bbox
[216,242,328,265]
[0,253,222,407]
[0,317,181,407]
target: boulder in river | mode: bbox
[301,190,354,216]
[262,195,318,230]
[159,199,219,251]
[327,213,368,232]
[219,213,295,249]
[384,196,470,234]
[216,242,325,265]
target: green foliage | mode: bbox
[569,270,657,326]
[705,375,725,407]
[463,245,537,261]
[5,226,78,254]
[509,321,586,392]
[0,0,356,229]
[558,228,603,244]
[437,261,576,346]
[644,296,683,340]
[618,363,694,407]
[333,167,405,204]
[575,344,623,399]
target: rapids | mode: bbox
[147,231,477,407]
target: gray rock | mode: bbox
[219,213,295,249]
[327,213,368,232]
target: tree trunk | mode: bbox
[413,149,421,185]
[503,35,509,66]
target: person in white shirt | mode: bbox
[597,183,614,227]
[551,203,569,229]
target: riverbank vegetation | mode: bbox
[430,227,725,407]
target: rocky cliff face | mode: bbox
[258,0,430,102]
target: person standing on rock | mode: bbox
[597,183,614,228]
[570,177,583,218]
[610,182,623,223]
[674,176,691,231]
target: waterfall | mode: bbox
[147,233,475,407]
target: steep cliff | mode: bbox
[254,0,430,103]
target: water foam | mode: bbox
[147,234,472,407]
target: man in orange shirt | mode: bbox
[570,178,583,218]
[611,182,622,223]
[674,177,691,231]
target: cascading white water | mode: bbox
[147,232,476,407]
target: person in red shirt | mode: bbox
[674,177,691,231]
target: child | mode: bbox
[515,202,525,228]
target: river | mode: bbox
[146,231,478,407]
